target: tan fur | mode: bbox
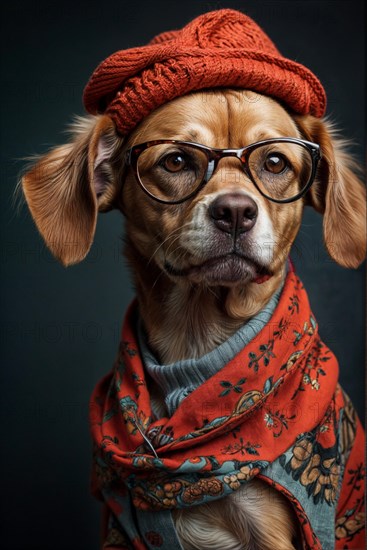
[21,89,366,549]
[294,115,366,267]
[22,115,122,265]
[173,479,299,550]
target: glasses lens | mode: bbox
[247,142,313,201]
[136,143,208,203]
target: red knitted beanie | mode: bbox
[83,9,326,136]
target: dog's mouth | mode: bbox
[164,252,272,285]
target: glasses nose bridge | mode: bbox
[208,147,247,178]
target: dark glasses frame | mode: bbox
[125,137,322,205]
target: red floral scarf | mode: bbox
[90,271,365,549]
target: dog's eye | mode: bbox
[161,153,188,173]
[263,153,288,174]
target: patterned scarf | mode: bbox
[90,271,365,550]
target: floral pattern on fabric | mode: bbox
[279,403,341,506]
[90,271,365,549]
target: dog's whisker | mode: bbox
[163,236,185,258]
[147,223,191,266]
[151,268,167,290]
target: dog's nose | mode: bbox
[209,193,258,235]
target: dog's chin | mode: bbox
[164,253,272,287]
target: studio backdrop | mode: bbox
[1,1,364,549]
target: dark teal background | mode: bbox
[1,1,365,548]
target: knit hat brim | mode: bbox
[83,10,326,136]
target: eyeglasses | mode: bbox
[125,138,321,205]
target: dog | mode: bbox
[21,9,365,550]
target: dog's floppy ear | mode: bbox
[295,116,366,268]
[22,115,121,266]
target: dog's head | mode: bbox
[21,89,365,358]
[21,8,366,343]
[22,89,366,275]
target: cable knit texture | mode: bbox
[83,9,326,136]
